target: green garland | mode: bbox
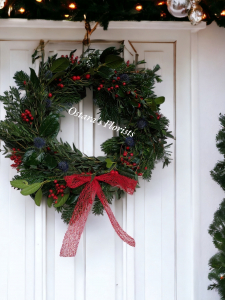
[0,0,225,29]
[0,46,173,224]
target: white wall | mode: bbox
[197,22,225,300]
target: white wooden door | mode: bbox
[0,34,185,300]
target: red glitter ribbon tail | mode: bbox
[96,181,135,247]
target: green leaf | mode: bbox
[10,180,28,189]
[154,96,165,105]
[21,183,42,196]
[50,58,70,73]
[105,54,124,69]
[43,153,58,169]
[100,47,123,63]
[39,115,60,137]
[54,193,70,208]
[105,158,113,168]
[97,66,114,79]
[30,68,40,87]
[47,197,53,208]
[35,188,42,206]
[47,71,65,85]
[117,88,125,97]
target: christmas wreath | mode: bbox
[0,46,173,256]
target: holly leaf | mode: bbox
[105,55,124,69]
[43,153,58,169]
[50,58,70,73]
[54,193,70,208]
[21,183,42,196]
[10,179,28,189]
[39,115,60,137]
[47,71,65,85]
[30,68,40,87]
[154,96,165,105]
[35,188,42,206]
[97,66,114,79]
[105,158,113,168]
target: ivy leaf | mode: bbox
[43,153,58,169]
[105,158,113,168]
[30,68,40,87]
[10,179,28,189]
[39,115,60,137]
[21,183,42,196]
[54,193,70,208]
[35,188,42,206]
[50,58,70,73]
[105,55,124,69]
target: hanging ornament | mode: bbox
[167,0,191,18]
[0,0,5,9]
[188,0,203,25]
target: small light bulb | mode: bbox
[64,14,69,18]
[19,7,25,13]
[158,2,165,5]
[8,5,12,16]
[221,10,225,16]
[36,0,42,2]
[69,3,76,9]
[135,4,143,11]
[202,13,207,19]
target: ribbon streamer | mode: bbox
[60,173,138,257]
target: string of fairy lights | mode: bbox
[0,1,225,28]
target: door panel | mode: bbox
[0,40,175,300]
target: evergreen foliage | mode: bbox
[208,114,225,298]
[0,46,173,225]
[0,1,224,29]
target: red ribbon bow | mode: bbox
[60,172,138,257]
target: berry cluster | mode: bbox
[57,78,64,89]
[61,54,79,64]
[21,110,34,125]
[121,148,146,176]
[10,148,22,171]
[48,180,67,203]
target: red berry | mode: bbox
[30,122,32,125]
[78,61,80,65]
[75,56,78,60]
[60,84,64,88]
[48,93,52,98]
[114,171,118,174]
[48,195,51,198]
[85,74,91,80]
[123,151,127,156]
[127,91,131,95]
[138,173,143,176]
[126,147,130,150]
[61,55,64,57]
[145,167,147,170]
[31,117,34,121]
[21,113,25,117]
[137,103,141,108]
[107,88,111,91]
[56,184,59,187]
[117,77,120,80]
[66,55,68,58]
[76,76,81,80]
[100,84,104,88]
[133,163,137,166]
[12,148,16,151]
[111,170,115,174]
[127,60,130,65]
[54,180,57,184]
[122,82,126,86]
[55,201,58,204]
[157,115,161,120]
[23,81,26,85]
[26,119,29,122]
[72,76,77,81]
[128,157,131,160]
[112,80,116,83]
[61,194,64,197]
[29,114,32,118]
[25,110,29,114]
[135,95,138,99]
[130,153,134,156]
[115,94,119,98]
[115,85,119,89]
[110,87,114,90]
[49,190,53,193]
[114,71,117,74]
[58,78,62,82]
[97,87,101,91]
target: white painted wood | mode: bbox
[0,19,206,31]
[0,22,207,300]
